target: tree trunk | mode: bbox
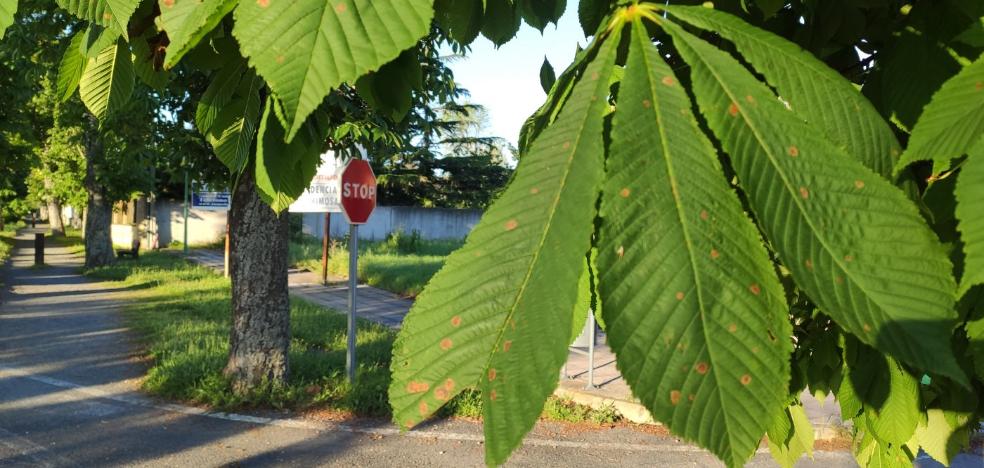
[83,117,114,268]
[224,168,291,392]
[44,176,66,236]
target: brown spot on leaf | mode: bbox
[695,362,709,374]
[616,246,624,259]
[662,76,675,86]
[419,401,429,416]
[745,95,755,104]
[844,254,854,262]
[530,187,540,195]
[799,187,809,199]
[835,276,844,285]
[670,390,681,405]
[335,2,347,13]
[619,188,631,198]
[451,316,461,327]
[407,381,430,393]
[805,259,814,271]
[562,141,571,150]
[435,388,448,401]
[728,323,737,333]
[257,0,269,6]
[710,249,720,260]
[444,379,455,392]
[642,99,651,108]
[740,374,752,385]
[103,12,112,20]
[405,418,416,428]
[440,338,453,350]
[688,394,695,402]
[591,71,599,81]
[752,346,759,354]
[504,219,518,231]
[276,55,285,64]
[162,0,174,7]
[728,102,739,117]
[489,390,498,401]
[488,368,497,381]
[788,146,799,157]
[749,283,761,295]
[863,323,872,333]
[675,291,685,301]
[977,81,983,91]
[854,180,865,189]
[502,340,512,352]
[700,210,709,221]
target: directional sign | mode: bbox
[290,152,342,213]
[192,192,231,211]
[339,159,377,224]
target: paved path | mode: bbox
[1,229,866,467]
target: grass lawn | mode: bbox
[289,230,463,298]
[84,251,621,424]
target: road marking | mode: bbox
[0,364,854,458]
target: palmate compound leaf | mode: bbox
[232,0,433,142]
[597,20,791,467]
[158,0,237,69]
[389,30,620,467]
[661,19,967,385]
[0,0,16,40]
[57,32,86,102]
[954,138,984,296]
[895,55,984,176]
[55,0,140,39]
[78,39,135,120]
[665,6,900,178]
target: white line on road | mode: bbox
[0,364,851,459]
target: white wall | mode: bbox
[154,200,228,246]
[301,206,482,241]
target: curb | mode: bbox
[554,381,852,441]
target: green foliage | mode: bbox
[0,0,17,40]
[232,0,434,141]
[157,0,236,69]
[390,32,619,466]
[956,140,984,296]
[79,39,134,120]
[895,55,984,175]
[56,33,85,101]
[597,21,791,466]
[664,16,964,385]
[767,404,815,468]
[55,0,139,38]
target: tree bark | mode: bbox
[224,168,291,392]
[83,117,114,268]
[44,176,66,236]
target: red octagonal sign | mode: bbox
[339,159,377,224]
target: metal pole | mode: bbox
[587,310,596,389]
[322,213,331,285]
[34,233,44,265]
[183,171,189,256]
[346,223,358,382]
[223,223,230,278]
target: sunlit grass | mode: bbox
[289,231,463,297]
[84,251,621,423]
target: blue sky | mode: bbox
[446,7,588,149]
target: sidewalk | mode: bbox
[185,249,847,438]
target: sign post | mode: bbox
[289,152,342,285]
[338,158,377,383]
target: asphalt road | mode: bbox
[0,229,965,467]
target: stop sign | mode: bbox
[339,159,377,224]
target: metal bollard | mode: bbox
[34,233,44,265]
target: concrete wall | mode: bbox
[301,206,482,241]
[154,199,228,247]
